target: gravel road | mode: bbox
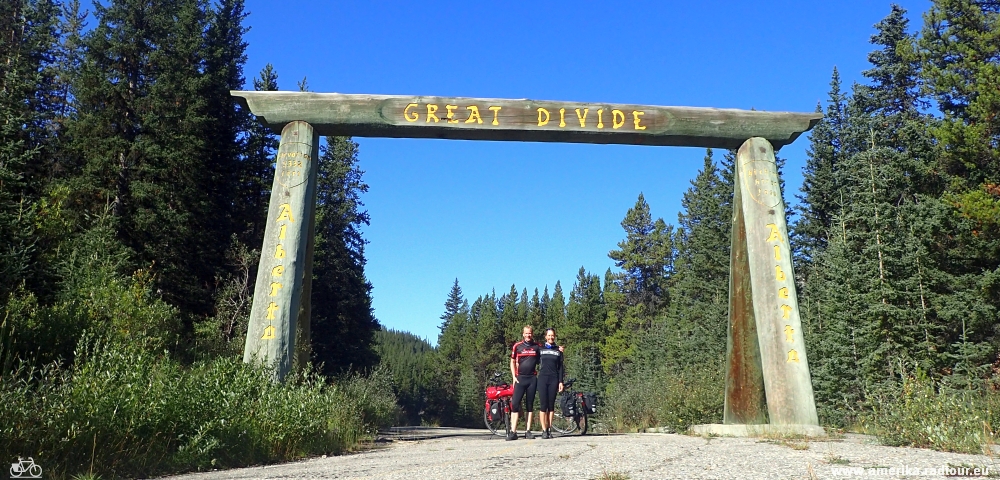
[161,427,997,480]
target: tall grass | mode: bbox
[602,366,723,432]
[861,375,999,454]
[1,339,397,479]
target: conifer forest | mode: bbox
[1,0,999,477]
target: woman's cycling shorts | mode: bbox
[537,375,560,412]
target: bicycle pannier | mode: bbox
[489,400,500,419]
[559,394,577,417]
[582,393,598,415]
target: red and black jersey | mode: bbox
[511,340,540,376]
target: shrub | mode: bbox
[0,340,397,479]
[861,375,999,454]
[603,365,723,432]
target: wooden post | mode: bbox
[731,137,818,426]
[243,121,319,381]
[724,167,767,425]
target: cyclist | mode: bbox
[537,327,565,439]
[508,324,540,440]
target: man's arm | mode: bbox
[510,356,518,383]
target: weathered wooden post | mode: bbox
[243,121,319,381]
[706,137,822,435]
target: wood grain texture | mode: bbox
[231,91,821,150]
[243,121,319,382]
[736,137,818,426]
[724,167,768,425]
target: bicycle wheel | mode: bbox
[28,464,42,477]
[484,401,505,436]
[550,411,578,434]
[579,412,588,435]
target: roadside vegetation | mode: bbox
[1,0,391,476]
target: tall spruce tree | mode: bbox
[309,137,380,374]
[0,0,62,299]
[793,69,851,266]
[238,63,279,243]
[663,149,733,365]
[64,0,237,317]
[607,193,673,316]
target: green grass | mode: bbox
[0,339,397,479]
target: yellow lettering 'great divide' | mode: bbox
[402,103,648,131]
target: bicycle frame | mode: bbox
[484,372,513,437]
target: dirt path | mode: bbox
[160,427,996,479]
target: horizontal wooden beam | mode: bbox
[231,91,821,150]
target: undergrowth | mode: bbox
[0,339,397,479]
[602,365,723,433]
[861,375,999,455]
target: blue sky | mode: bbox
[241,1,932,345]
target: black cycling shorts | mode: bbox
[537,376,559,412]
[511,375,537,413]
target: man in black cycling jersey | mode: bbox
[508,324,540,440]
[537,327,565,439]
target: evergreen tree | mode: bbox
[918,0,1000,188]
[607,193,673,316]
[64,0,235,317]
[546,281,566,334]
[664,149,733,365]
[793,69,851,265]
[310,137,380,374]
[238,63,279,243]
[374,328,440,425]
[565,267,606,392]
[0,0,62,299]
[434,279,469,425]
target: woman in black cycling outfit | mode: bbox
[537,327,564,439]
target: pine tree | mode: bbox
[0,0,62,298]
[434,279,469,425]
[918,0,1000,188]
[664,149,733,365]
[63,0,236,317]
[607,193,673,316]
[238,63,279,243]
[793,69,851,265]
[546,280,566,334]
[309,137,380,374]
[565,267,606,392]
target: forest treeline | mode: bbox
[377,3,1000,453]
[1,0,389,476]
[0,0,378,374]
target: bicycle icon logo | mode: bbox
[9,457,42,479]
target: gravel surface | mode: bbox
[160,428,997,480]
